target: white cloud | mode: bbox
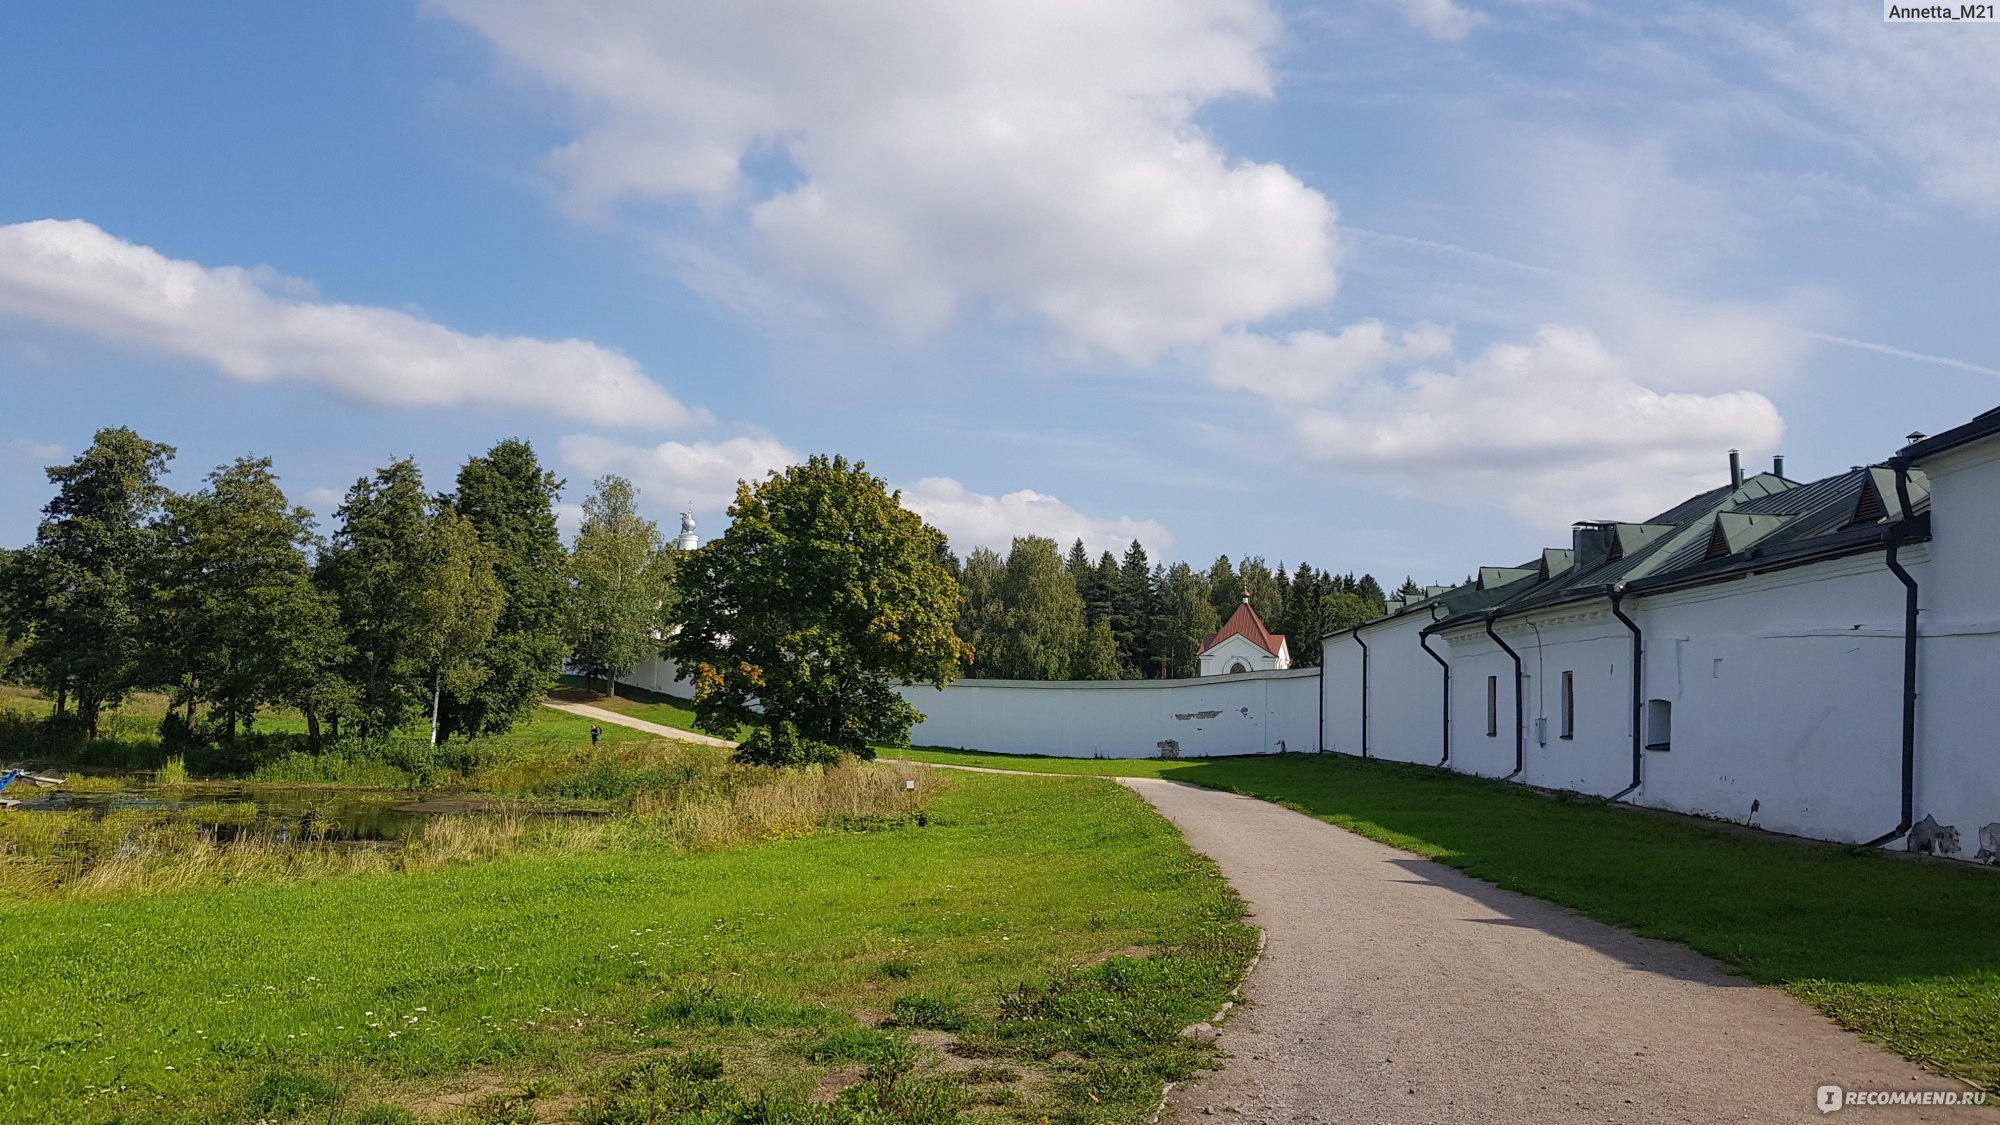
[301,487,346,511]
[0,219,706,429]
[556,433,800,519]
[430,0,1338,361]
[1732,3,2000,220]
[1209,321,1451,403]
[1399,0,1485,41]
[556,433,1168,555]
[1245,325,1782,526]
[899,477,1172,557]
[2,438,65,464]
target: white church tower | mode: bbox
[675,511,699,552]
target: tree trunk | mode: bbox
[52,684,67,718]
[430,669,443,746]
[304,706,321,744]
[606,671,617,698]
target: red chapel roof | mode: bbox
[1200,597,1286,658]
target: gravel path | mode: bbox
[1121,777,1996,1125]
[541,700,739,747]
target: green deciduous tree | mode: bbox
[149,457,346,741]
[2,428,174,735]
[564,475,676,698]
[670,455,967,762]
[409,507,505,745]
[981,536,1087,680]
[440,440,569,738]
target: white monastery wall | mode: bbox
[1911,444,2000,852]
[898,668,1320,758]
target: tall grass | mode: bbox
[0,754,948,901]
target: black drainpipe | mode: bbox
[1353,626,1371,758]
[1607,583,1644,802]
[1317,643,1326,753]
[1483,612,1524,779]
[1866,457,1921,848]
[1419,615,1451,767]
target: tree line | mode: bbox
[950,536,1414,680]
[0,427,678,745]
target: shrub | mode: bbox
[734,721,843,769]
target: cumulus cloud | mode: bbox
[1398,0,1485,41]
[556,433,1168,555]
[898,478,1172,558]
[556,433,801,517]
[430,0,1338,360]
[1733,2,2000,220]
[1227,325,1782,526]
[0,219,705,429]
[1210,321,1451,403]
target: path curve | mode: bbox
[1119,776,1995,1125]
[541,700,739,747]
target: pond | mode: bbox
[4,785,431,842]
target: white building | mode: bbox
[1198,595,1291,675]
[1321,412,2000,860]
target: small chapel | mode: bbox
[1197,593,1290,676]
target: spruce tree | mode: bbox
[1114,540,1154,675]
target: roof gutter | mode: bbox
[1484,612,1525,780]
[1865,457,1921,849]
[1607,583,1644,802]
[1419,610,1451,767]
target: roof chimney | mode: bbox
[1728,449,1743,489]
[1772,454,1785,478]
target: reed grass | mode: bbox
[0,753,948,902]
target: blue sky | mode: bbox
[2,1,1995,583]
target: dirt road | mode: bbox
[1121,777,1995,1125]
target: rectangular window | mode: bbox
[1646,699,1673,751]
[1486,675,1498,737]
[1560,671,1575,739]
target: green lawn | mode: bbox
[0,772,1254,1124]
[554,676,750,741]
[894,747,2000,1091]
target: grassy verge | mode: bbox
[0,772,1254,1124]
[895,746,2000,1090]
